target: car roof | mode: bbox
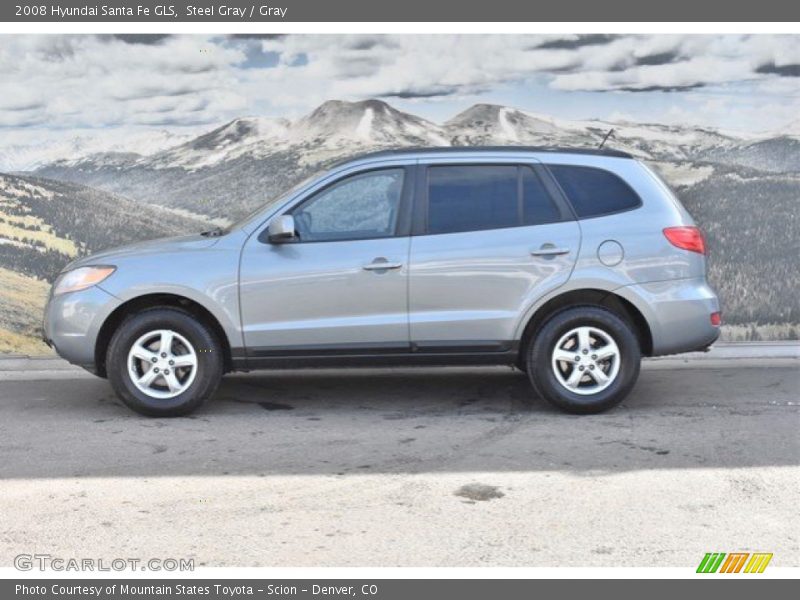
[332,146,633,167]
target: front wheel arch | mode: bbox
[106,306,224,417]
[94,293,233,378]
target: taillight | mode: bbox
[663,226,706,254]
[710,312,722,327]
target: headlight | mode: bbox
[53,266,116,296]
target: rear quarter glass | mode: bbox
[546,164,642,218]
[537,155,688,224]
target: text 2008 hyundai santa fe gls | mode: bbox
[43,147,721,417]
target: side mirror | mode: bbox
[266,215,296,243]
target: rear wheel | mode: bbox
[526,306,640,414]
[106,308,223,417]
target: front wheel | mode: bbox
[526,306,641,414]
[106,308,224,417]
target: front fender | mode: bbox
[95,236,245,350]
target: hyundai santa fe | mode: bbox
[43,147,721,416]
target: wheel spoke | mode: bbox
[594,345,617,361]
[137,367,159,388]
[164,371,182,393]
[131,344,158,363]
[589,367,609,386]
[553,348,576,363]
[576,327,592,353]
[171,353,196,368]
[565,366,584,389]
[159,330,174,355]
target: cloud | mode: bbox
[634,51,680,67]
[532,34,618,50]
[0,34,797,135]
[251,34,800,103]
[756,62,800,77]
[0,87,45,112]
[250,35,580,108]
[334,55,385,79]
[109,34,171,45]
[618,84,704,93]
[381,87,461,99]
[0,35,246,130]
[226,34,285,41]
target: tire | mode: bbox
[106,307,224,417]
[526,306,641,414]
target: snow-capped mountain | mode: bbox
[142,117,291,171]
[32,98,798,220]
[445,103,740,161]
[142,100,449,171]
[0,128,201,172]
[447,104,580,145]
[293,99,449,148]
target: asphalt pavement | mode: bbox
[0,345,797,567]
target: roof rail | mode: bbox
[334,145,634,165]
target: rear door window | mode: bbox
[547,165,641,218]
[427,165,518,234]
[425,164,566,234]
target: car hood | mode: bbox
[64,234,220,271]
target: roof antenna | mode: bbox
[598,128,614,150]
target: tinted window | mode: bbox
[427,166,518,234]
[548,165,641,218]
[522,167,562,225]
[292,169,404,241]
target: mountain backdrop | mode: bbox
[2,99,798,352]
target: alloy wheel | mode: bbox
[127,329,198,399]
[551,326,621,395]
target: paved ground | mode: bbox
[0,350,798,568]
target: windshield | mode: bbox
[224,171,325,233]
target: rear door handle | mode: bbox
[362,258,403,271]
[531,245,571,257]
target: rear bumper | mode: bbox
[42,285,121,369]
[615,278,721,356]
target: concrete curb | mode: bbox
[647,341,800,361]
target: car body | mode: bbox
[43,147,720,416]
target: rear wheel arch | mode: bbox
[517,288,653,368]
[94,293,233,377]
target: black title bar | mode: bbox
[3,0,800,22]
[4,579,795,599]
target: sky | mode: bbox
[0,34,798,168]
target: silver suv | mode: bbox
[43,147,721,416]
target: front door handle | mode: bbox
[531,245,571,257]
[362,258,403,271]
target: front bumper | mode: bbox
[42,285,122,369]
[615,277,721,356]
